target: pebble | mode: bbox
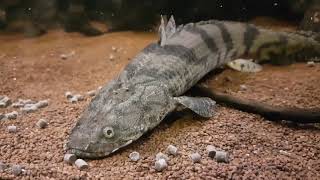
[111,46,117,52]
[206,145,217,158]
[215,151,229,163]
[0,113,4,120]
[12,165,23,176]
[129,151,140,162]
[60,51,75,60]
[86,90,96,97]
[109,54,115,60]
[167,145,178,156]
[5,111,18,120]
[65,91,73,99]
[154,159,167,172]
[36,119,48,129]
[21,105,38,113]
[12,99,35,108]
[7,125,17,133]
[60,54,68,60]
[64,154,77,164]
[239,84,248,91]
[35,100,49,108]
[75,159,88,170]
[0,96,12,108]
[155,152,169,161]
[190,153,201,163]
[70,94,84,103]
[307,61,315,67]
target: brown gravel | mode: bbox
[1,19,320,179]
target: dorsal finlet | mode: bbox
[159,15,176,47]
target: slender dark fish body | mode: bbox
[67,19,320,158]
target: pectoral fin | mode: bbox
[174,96,216,118]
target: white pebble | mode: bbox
[35,100,49,108]
[154,159,167,172]
[60,54,68,60]
[64,154,77,164]
[21,105,38,113]
[65,91,73,99]
[129,151,140,162]
[239,84,248,91]
[11,165,23,176]
[111,46,117,52]
[74,94,84,101]
[190,153,201,163]
[109,54,115,60]
[86,90,96,97]
[215,151,229,163]
[5,111,18,120]
[7,125,17,133]
[75,159,88,170]
[155,152,169,161]
[0,96,11,108]
[36,119,48,129]
[69,94,84,103]
[307,61,315,67]
[206,145,217,158]
[12,99,36,108]
[166,145,178,156]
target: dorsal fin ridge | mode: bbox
[159,15,176,46]
[159,15,167,46]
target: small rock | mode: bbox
[215,151,229,163]
[129,151,140,162]
[12,165,23,176]
[60,54,68,60]
[109,54,115,60]
[75,159,88,170]
[21,105,38,113]
[0,113,4,120]
[111,46,117,52]
[36,119,48,129]
[0,96,12,108]
[154,159,167,172]
[69,94,84,103]
[5,111,18,120]
[13,99,36,108]
[86,90,96,97]
[69,96,78,103]
[166,145,178,156]
[307,61,315,67]
[239,85,248,91]
[98,86,103,90]
[206,145,217,158]
[65,91,73,99]
[155,152,169,161]
[60,51,75,60]
[7,125,17,133]
[190,153,201,163]
[35,100,49,108]
[64,154,77,164]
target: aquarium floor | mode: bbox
[0,18,319,179]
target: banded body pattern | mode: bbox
[119,20,320,96]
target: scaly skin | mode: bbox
[67,20,320,158]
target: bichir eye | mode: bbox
[103,127,114,138]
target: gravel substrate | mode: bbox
[0,21,319,179]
